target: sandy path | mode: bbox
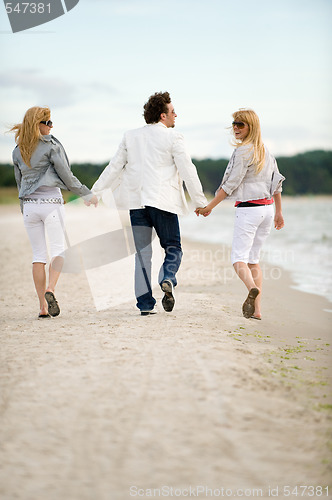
[0,205,331,500]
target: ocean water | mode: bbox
[181,196,332,306]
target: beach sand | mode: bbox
[0,204,331,500]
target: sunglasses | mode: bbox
[40,120,53,127]
[232,121,246,129]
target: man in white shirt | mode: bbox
[92,92,207,315]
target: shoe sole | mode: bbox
[161,281,175,312]
[242,288,259,319]
[45,291,60,317]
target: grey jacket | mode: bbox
[217,144,285,201]
[13,135,93,212]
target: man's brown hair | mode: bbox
[143,92,171,124]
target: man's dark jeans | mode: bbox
[129,206,183,311]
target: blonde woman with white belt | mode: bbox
[10,106,98,318]
[196,109,285,320]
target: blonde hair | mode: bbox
[232,108,265,174]
[9,106,51,167]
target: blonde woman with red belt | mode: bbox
[196,109,285,320]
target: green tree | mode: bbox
[1,150,331,196]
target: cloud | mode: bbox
[83,82,118,96]
[86,0,171,16]
[0,69,77,107]
[0,70,119,111]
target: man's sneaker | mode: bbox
[140,307,158,316]
[161,279,175,312]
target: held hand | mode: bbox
[195,206,211,217]
[85,195,98,207]
[274,213,284,230]
[90,195,98,207]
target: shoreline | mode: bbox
[180,237,332,338]
[180,195,332,307]
[0,204,331,498]
[182,234,332,316]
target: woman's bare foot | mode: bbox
[38,305,50,318]
[38,298,50,317]
[252,306,262,320]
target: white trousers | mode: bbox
[23,202,66,264]
[231,205,274,264]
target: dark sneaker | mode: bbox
[161,280,175,312]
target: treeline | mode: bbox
[193,150,332,195]
[1,150,331,196]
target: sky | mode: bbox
[0,0,331,164]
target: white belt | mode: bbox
[23,198,63,204]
